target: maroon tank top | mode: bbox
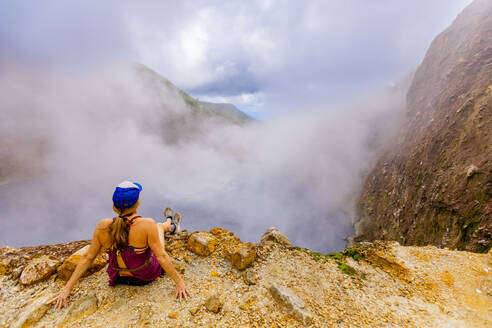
[106,217,162,286]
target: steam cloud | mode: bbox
[0,62,409,252]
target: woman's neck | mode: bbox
[120,211,137,218]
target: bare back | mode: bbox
[97,217,156,274]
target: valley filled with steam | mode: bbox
[0,63,407,252]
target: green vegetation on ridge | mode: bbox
[133,63,255,125]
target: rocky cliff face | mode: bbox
[0,228,491,327]
[355,0,492,252]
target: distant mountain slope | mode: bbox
[199,101,254,125]
[133,63,254,125]
[0,63,254,185]
[355,0,492,252]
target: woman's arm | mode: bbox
[48,220,104,311]
[146,220,191,301]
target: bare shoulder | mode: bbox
[96,218,113,230]
[140,217,157,225]
[137,217,157,229]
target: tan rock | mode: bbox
[0,246,18,256]
[239,292,257,311]
[57,245,107,281]
[57,294,98,326]
[242,268,257,285]
[19,256,60,285]
[259,227,292,247]
[13,295,50,328]
[269,284,314,324]
[187,232,218,256]
[11,265,25,280]
[168,311,179,319]
[440,271,454,286]
[177,262,186,274]
[291,307,314,325]
[137,304,154,323]
[230,243,256,270]
[189,305,201,315]
[0,253,23,276]
[0,257,15,275]
[204,294,223,313]
[269,284,304,311]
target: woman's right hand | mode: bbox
[47,288,70,312]
[175,279,191,302]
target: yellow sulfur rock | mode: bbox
[168,312,179,319]
[187,232,218,256]
[57,245,107,281]
[229,243,256,270]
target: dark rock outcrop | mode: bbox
[355,0,492,252]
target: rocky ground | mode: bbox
[0,227,491,328]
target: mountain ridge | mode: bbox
[133,63,255,126]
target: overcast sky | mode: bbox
[0,0,472,118]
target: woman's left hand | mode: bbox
[175,279,191,302]
[47,289,70,312]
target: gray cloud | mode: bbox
[0,0,471,117]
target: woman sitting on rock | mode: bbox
[49,181,191,311]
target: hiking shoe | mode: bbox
[163,207,176,235]
[172,212,182,234]
[163,207,173,218]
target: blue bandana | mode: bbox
[112,181,143,209]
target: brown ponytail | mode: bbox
[109,199,140,250]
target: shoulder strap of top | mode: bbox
[126,216,142,226]
[112,215,142,225]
